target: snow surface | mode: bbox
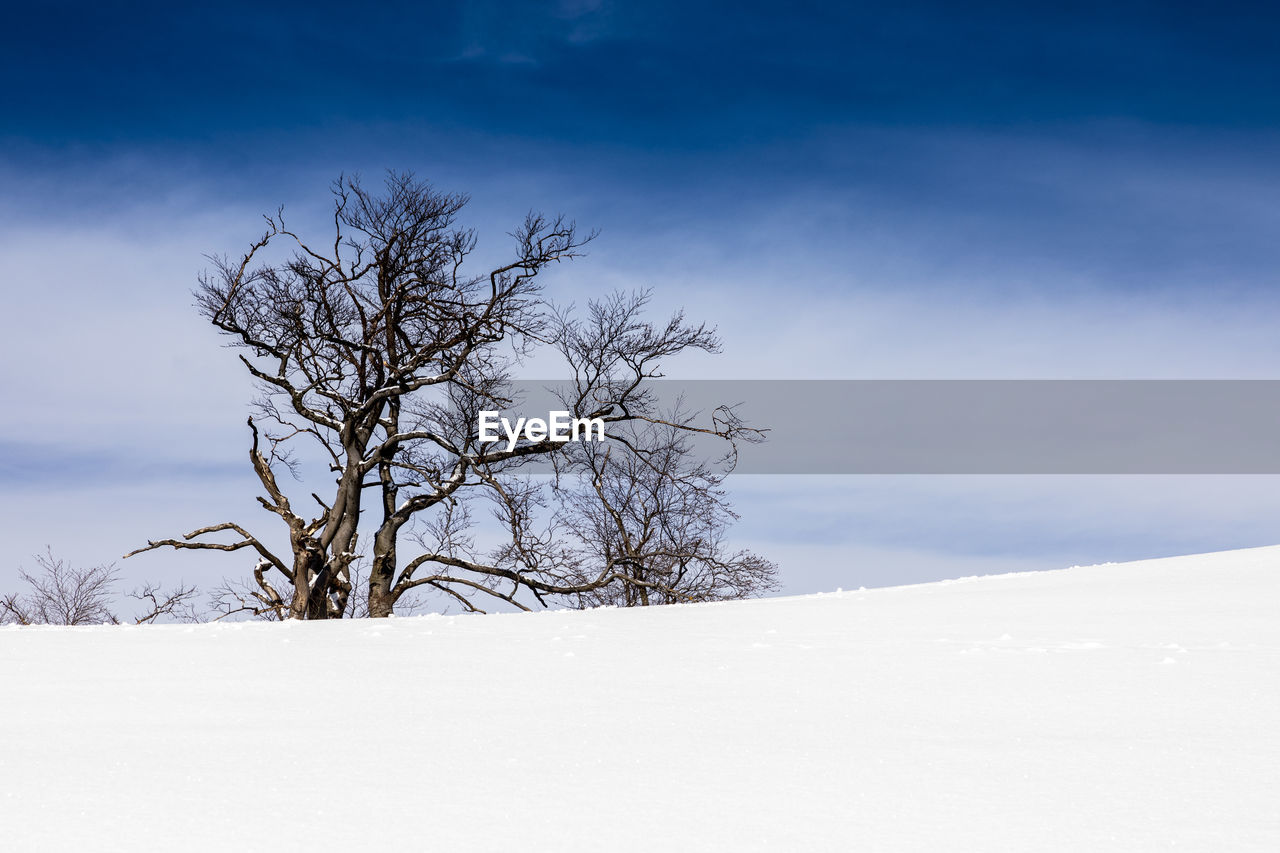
[2,546,1278,851]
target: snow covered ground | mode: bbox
[2,546,1277,851]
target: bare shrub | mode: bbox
[1,549,199,626]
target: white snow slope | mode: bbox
[2,546,1278,852]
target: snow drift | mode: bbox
[2,546,1277,851]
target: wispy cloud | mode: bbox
[0,441,243,490]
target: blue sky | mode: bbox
[3,1,1280,600]
[6,1,1279,140]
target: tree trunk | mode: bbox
[289,541,330,620]
[368,528,398,618]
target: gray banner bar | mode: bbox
[507,380,1280,473]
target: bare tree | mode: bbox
[1,550,117,625]
[126,172,774,618]
[359,292,776,613]
[1,549,199,626]
[557,422,779,607]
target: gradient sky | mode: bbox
[4,1,1280,605]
